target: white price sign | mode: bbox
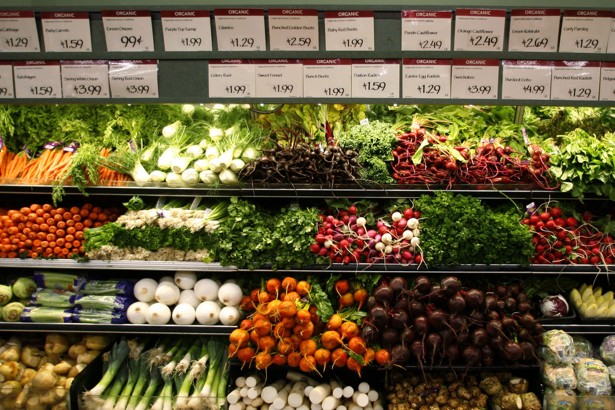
[600,62,615,101]
[41,12,92,52]
[269,9,318,51]
[14,61,62,98]
[559,10,611,53]
[608,16,615,54]
[351,59,400,98]
[303,59,351,98]
[502,60,552,100]
[108,60,158,98]
[161,11,212,52]
[324,11,374,51]
[454,9,505,51]
[451,59,499,99]
[401,10,452,51]
[402,59,451,99]
[61,60,110,99]
[0,62,14,98]
[102,10,154,52]
[215,9,266,51]
[255,59,303,98]
[0,11,40,52]
[208,60,256,98]
[551,61,600,101]
[508,9,560,52]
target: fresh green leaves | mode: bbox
[415,192,534,266]
[549,129,615,200]
[337,120,398,183]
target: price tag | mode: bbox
[215,9,266,51]
[14,61,62,98]
[600,62,615,101]
[551,61,600,101]
[160,11,212,52]
[402,59,451,99]
[41,12,92,52]
[608,16,615,54]
[401,11,452,51]
[269,9,318,51]
[0,11,40,52]
[102,10,154,52]
[508,9,560,52]
[108,60,158,98]
[0,62,14,98]
[502,60,552,100]
[559,10,611,53]
[254,59,303,98]
[324,11,374,51]
[451,59,499,99]
[454,9,505,52]
[351,59,399,98]
[303,59,351,98]
[208,60,256,98]
[61,60,109,99]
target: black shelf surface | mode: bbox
[542,323,615,334]
[0,258,613,275]
[0,322,235,336]
[0,180,588,201]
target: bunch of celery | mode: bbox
[82,337,229,410]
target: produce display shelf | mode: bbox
[0,322,236,335]
[0,181,590,201]
[541,323,615,335]
[0,259,611,274]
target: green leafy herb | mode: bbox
[308,280,334,322]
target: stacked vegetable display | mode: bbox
[0,203,120,259]
[540,330,615,408]
[524,202,615,266]
[81,336,229,410]
[311,203,423,265]
[0,333,110,410]
[127,272,243,326]
[362,276,543,369]
[0,276,37,322]
[227,371,384,410]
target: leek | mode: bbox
[124,361,152,410]
[112,359,138,410]
[100,360,128,410]
[85,339,130,398]
[133,365,162,410]
[199,339,224,399]
[175,341,208,409]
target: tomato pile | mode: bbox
[311,205,423,265]
[524,203,615,265]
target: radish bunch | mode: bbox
[311,205,423,265]
[523,203,615,265]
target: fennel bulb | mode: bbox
[199,170,219,184]
[219,169,239,185]
[170,156,191,174]
[162,121,182,138]
[131,163,151,186]
[181,168,199,185]
[193,159,209,172]
[157,146,180,170]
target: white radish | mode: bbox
[193,278,220,301]
[229,404,245,410]
[357,382,370,394]
[245,374,262,388]
[218,282,243,306]
[286,371,318,386]
[342,386,354,399]
[311,404,322,410]
[227,389,242,404]
[195,301,221,325]
[155,282,181,305]
[331,380,343,399]
[410,236,420,247]
[272,384,292,410]
[235,376,246,388]
[352,392,369,408]
[367,390,379,403]
[287,381,308,407]
[247,386,261,400]
[145,303,171,325]
[219,306,241,326]
[322,396,339,410]
[178,290,200,309]
[261,379,287,404]
[251,398,264,408]
[407,218,419,229]
[126,301,149,324]
[297,405,310,410]
[171,303,196,325]
[309,384,332,405]
[336,406,347,410]
[134,278,158,302]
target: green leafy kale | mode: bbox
[337,120,397,183]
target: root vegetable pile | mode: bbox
[311,204,423,265]
[363,276,543,371]
[0,203,119,259]
[391,127,555,189]
[0,333,110,410]
[239,142,361,184]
